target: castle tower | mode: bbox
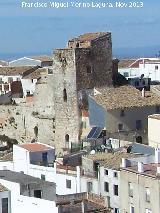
[52,32,113,154]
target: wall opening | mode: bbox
[65,134,69,143]
[86,65,92,74]
[34,126,38,137]
[63,89,67,102]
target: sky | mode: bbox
[0,0,160,59]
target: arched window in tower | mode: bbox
[63,89,67,102]
[65,134,69,143]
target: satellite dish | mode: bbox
[90,150,96,155]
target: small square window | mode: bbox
[104,182,109,192]
[86,65,92,74]
[156,106,160,113]
[136,120,142,130]
[155,66,158,70]
[118,123,123,131]
[145,187,150,202]
[66,179,71,189]
[41,174,45,180]
[130,206,135,213]
[115,208,119,213]
[114,185,118,196]
[105,169,108,175]
[128,182,133,197]
[120,110,125,117]
[114,172,118,178]
[87,182,92,192]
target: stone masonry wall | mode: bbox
[52,49,80,154]
[75,33,113,90]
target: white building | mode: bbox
[0,66,46,97]
[0,183,11,213]
[0,170,58,213]
[0,142,146,212]
[148,114,160,148]
[9,56,53,68]
[118,58,160,82]
[82,152,144,213]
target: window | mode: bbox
[63,89,67,102]
[136,120,142,130]
[118,123,123,131]
[2,198,8,213]
[128,182,133,197]
[104,182,109,192]
[130,206,134,213]
[41,174,45,180]
[120,110,125,117]
[34,190,42,198]
[123,72,129,77]
[65,134,69,143]
[87,182,92,192]
[156,106,160,113]
[66,179,71,189]
[26,91,30,97]
[105,169,108,175]
[8,77,13,83]
[155,65,158,70]
[86,65,92,74]
[114,172,118,178]
[145,187,150,202]
[114,185,118,196]
[146,209,152,213]
[114,208,119,213]
[48,68,53,74]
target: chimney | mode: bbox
[122,158,127,168]
[142,88,145,97]
[155,148,160,164]
[76,166,81,193]
[138,162,144,173]
[121,158,131,168]
[157,167,160,175]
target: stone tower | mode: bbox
[52,32,113,154]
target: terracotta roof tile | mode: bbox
[22,68,47,79]
[19,143,53,152]
[85,152,141,170]
[0,66,39,76]
[93,86,160,110]
[118,59,136,68]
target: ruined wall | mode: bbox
[75,33,113,90]
[0,104,55,146]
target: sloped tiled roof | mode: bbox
[93,86,160,110]
[30,55,53,62]
[0,66,39,76]
[118,59,136,68]
[22,68,47,79]
[19,143,54,152]
[85,152,141,170]
[69,32,109,42]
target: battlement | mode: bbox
[67,32,111,48]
